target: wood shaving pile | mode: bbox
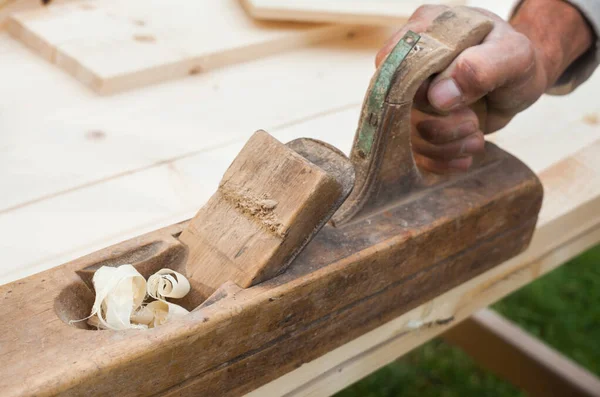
[71,264,191,330]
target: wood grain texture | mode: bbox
[248,141,600,397]
[180,130,343,298]
[0,26,381,220]
[444,309,600,397]
[2,0,599,285]
[6,0,360,94]
[247,139,600,397]
[240,0,464,26]
[0,140,541,396]
[2,1,588,283]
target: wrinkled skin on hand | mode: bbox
[377,5,550,173]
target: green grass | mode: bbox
[336,244,600,396]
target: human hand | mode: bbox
[376,2,593,173]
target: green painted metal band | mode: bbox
[356,31,420,156]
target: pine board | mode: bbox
[240,0,465,25]
[0,27,381,215]
[6,0,360,94]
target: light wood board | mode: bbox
[0,0,70,29]
[0,26,381,218]
[6,0,360,94]
[240,0,465,26]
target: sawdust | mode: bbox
[220,186,286,238]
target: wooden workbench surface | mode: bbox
[1,1,600,395]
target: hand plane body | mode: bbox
[0,9,542,397]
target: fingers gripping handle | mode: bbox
[386,8,494,103]
[389,8,492,140]
[333,8,494,225]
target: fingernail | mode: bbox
[429,79,462,110]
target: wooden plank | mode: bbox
[0,20,383,285]
[1,0,598,231]
[444,309,600,397]
[0,26,383,215]
[5,0,591,284]
[240,0,464,26]
[0,0,560,219]
[6,0,360,94]
[2,72,600,288]
[245,138,600,396]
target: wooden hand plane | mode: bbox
[0,8,543,397]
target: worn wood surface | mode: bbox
[7,0,360,94]
[249,138,600,397]
[444,309,600,397]
[0,137,541,396]
[180,130,346,298]
[0,1,599,396]
[334,7,494,223]
[240,0,464,26]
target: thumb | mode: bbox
[427,24,534,111]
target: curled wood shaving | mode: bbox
[134,300,189,328]
[147,268,190,300]
[70,264,147,330]
[73,265,191,330]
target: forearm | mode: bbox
[510,0,597,92]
